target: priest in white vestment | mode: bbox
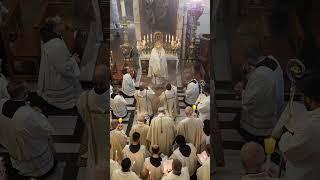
[111,158,140,180]
[121,68,136,97]
[170,142,198,176]
[129,115,150,148]
[278,76,320,180]
[122,132,149,176]
[185,79,200,107]
[196,145,211,180]
[77,65,108,180]
[110,158,121,177]
[134,84,156,119]
[161,159,190,180]
[0,81,55,178]
[148,40,168,84]
[177,107,204,152]
[38,18,82,110]
[159,84,178,119]
[147,107,176,156]
[235,55,278,142]
[110,90,128,119]
[142,145,164,180]
[197,85,210,121]
[110,121,128,162]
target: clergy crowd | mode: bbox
[234,48,320,180]
[0,16,108,179]
[110,73,211,180]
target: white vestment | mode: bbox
[148,47,168,82]
[0,74,9,99]
[197,95,210,121]
[110,129,128,161]
[122,73,136,97]
[279,108,320,180]
[110,94,128,118]
[241,66,277,136]
[147,113,176,156]
[161,167,190,180]
[77,89,108,180]
[177,117,204,152]
[122,145,149,176]
[129,122,150,147]
[110,159,121,178]
[111,169,140,180]
[143,157,164,180]
[196,158,210,180]
[185,82,200,106]
[134,89,155,117]
[159,86,178,118]
[38,38,82,109]
[262,55,285,114]
[169,143,198,175]
[0,99,54,177]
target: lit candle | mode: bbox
[172,35,174,41]
[115,150,118,161]
[165,34,167,42]
[120,0,126,17]
[149,171,152,180]
[147,34,149,42]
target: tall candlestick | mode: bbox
[120,0,126,17]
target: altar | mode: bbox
[138,53,179,76]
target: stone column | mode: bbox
[133,0,141,41]
[176,0,184,40]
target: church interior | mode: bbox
[0,0,319,179]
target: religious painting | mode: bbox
[141,0,178,34]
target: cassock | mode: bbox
[122,144,149,176]
[147,114,176,156]
[196,158,210,180]
[0,99,55,177]
[122,73,136,97]
[241,65,277,136]
[129,122,150,147]
[143,157,164,180]
[197,95,210,121]
[185,81,200,106]
[148,47,168,82]
[241,172,278,180]
[0,73,9,99]
[278,108,320,180]
[159,86,178,118]
[77,89,108,179]
[169,143,198,176]
[110,159,121,178]
[134,88,155,117]
[110,129,128,161]
[111,169,140,180]
[110,94,128,118]
[38,38,82,110]
[176,117,203,152]
[161,167,190,180]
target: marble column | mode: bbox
[181,1,188,61]
[133,0,141,41]
[176,0,185,41]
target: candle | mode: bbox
[115,150,118,161]
[165,34,167,42]
[150,33,153,42]
[147,34,149,42]
[120,0,126,17]
[172,35,174,41]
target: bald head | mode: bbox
[240,142,266,173]
[137,114,145,122]
[185,106,193,117]
[95,64,108,88]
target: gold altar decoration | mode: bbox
[137,32,181,55]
